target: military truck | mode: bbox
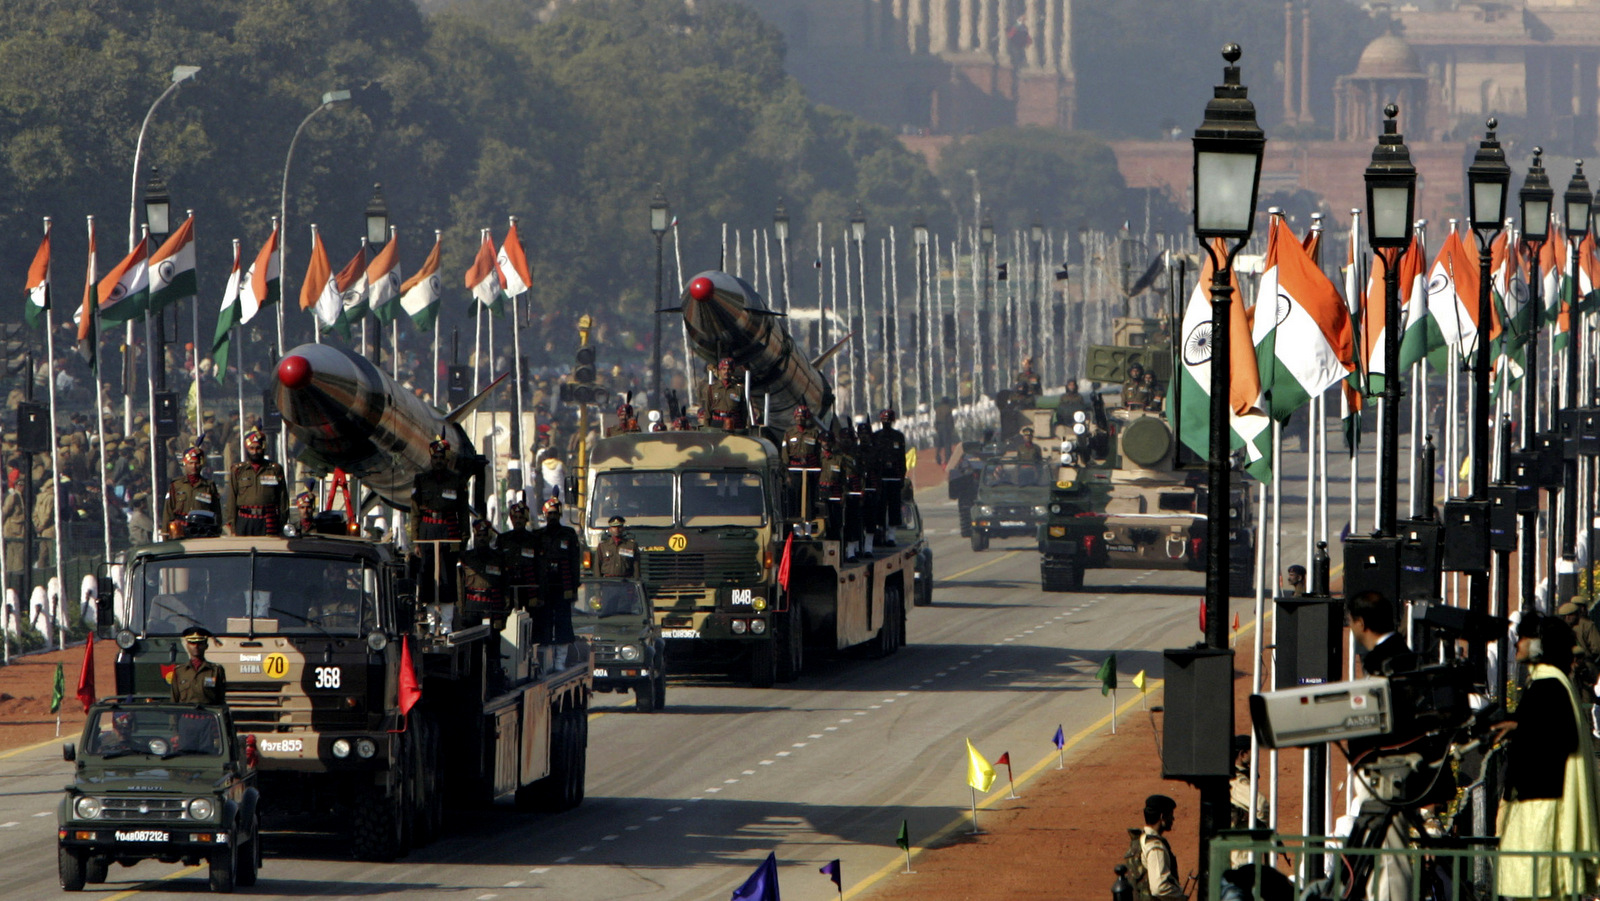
[1038,317,1254,594]
[106,532,592,861]
[967,455,1054,551]
[59,699,261,893]
[574,579,665,711]
[584,430,927,687]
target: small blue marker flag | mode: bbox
[732,851,780,901]
[1052,724,1065,749]
[820,859,841,890]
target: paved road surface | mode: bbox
[0,490,1253,900]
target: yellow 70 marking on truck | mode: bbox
[668,534,688,552]
[263,653,290,679]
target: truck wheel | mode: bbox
[874,584,904,657]
[85,857,109,884]
[970,530,989,552]
[570,708,588,807]
[775,607,803,683]
[59,847,86,892]
[518,708,566,812]
[235,816,260,887]
[209,842,237,893]
[958,504,972,537]
[1067,564,1084,591]
[652,672,667,711]
[352,787,402,862]
[913,554,933,606]
[749,640,776,688]
[634,675,659,712]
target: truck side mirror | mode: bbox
[93,564,115,639]
[63,742,75,762]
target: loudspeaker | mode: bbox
[1581,408,1600,457]
[1442,500,1490,573]
[154,392,179,439]
[259,389,282,434]
[1397,520,1442,601]
[447,366,470,407]
[1487,486,1519,551]
[1274,596,1345,689]
[1560,410,1581,461]
[1534,432,1564,487]
[1343,536,1401,603]
[1161,646,1234,779]
[16,402,48,454]
[1504,452,1541,512]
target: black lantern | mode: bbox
[1565,161,1592,241]
[144,166,171,240]
[365,183,388,246]
[1521,148,1553,243]
[1191,44,1267,241]
[912,211,929,248]
[1030,220,1044,244]
[1362,105,1416,249]
[1466,118,1511,234]
[773,199,789,243]
[850,201,866,242]
[650,185,669,236]
[979,216,994,250]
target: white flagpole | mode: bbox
[509,216,528,505]
[673,221,689,391]
[830,247,840,392]
[969,787,980,835]
[190,211,202,440]
[1249,480,1266,827]
[890,227,902,414]
[1109,687,1116,734]
[842,229,855,417]
[140,224,161,545]
[43,218,66,649]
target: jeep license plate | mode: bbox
[592,668,609,677]
[114,830,169,842]
[661,628,699,639]
[999,520,1025,527]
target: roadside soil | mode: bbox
[0,641,119,751]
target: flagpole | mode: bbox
[1249,479,1266,829]
[42,222,66,649]
[969,787,980,835]
[508,216,528,506]
[188,211,202,441]
[1109,686,1116,734]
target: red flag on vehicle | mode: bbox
[75,634,95,712]
[398,636,421,717]
[1198,600,1207,634]
[777,531,794,592]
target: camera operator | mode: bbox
[1490,612,1600,899]
[1348,590,1417,677]
[1345,591,1419,901]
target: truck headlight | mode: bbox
[332,739,351,758]
[366,631,388,652]
[1073,411,1087,424]
[74,796,101,819]
[188,798,215,820]
[1073,423,1088,435]
[976,505,994,516]
[115,629,137,650]
[750,618,767,635]
[355,739,377,759]
[752,597,767,611]
[1033,505,1048,517]
[731,619,748,635]
[1049,504,1062,515]
[619,644,642,662]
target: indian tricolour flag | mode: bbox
[1177,239,1273,482]
[465,229,505,316]
[240,222,280,326]
[1540,227,1563,327]
[148,214,197,313]
[1363,235,1425,393]
[498,221,531,298]
[1577,232,1600,314]
[300,226,341,333]
[400,231,442,332]
[1423,228,1482,367]
[1252,219,1355,423]
[331,241,369,339]
[24,224,49,329]
[96,237,150,328]
[212,240,242,382]
[367,236,402,324]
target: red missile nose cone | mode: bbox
[688,276,715,302]
[277,354,313,390]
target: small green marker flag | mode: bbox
[896,819,909,851]
[50,663,64,714]
[1097,654,1117,696]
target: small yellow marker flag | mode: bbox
[1133,670,1148,693]
[966,738,996,793]
[906,447,917,472]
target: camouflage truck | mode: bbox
[583,430,927,687]
[104,532,592,861]
[1037,317,1254,594]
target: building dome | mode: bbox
[1354,33,1421,78]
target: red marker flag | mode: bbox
[75,634,96,712]
[398,636,421,717]
[777,531,794,592]
[996,750,1019,799]
[1232,612,1240,633]
[1198,599,1207,634]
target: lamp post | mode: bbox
[279,89,352,354]
[650,186,669,410]
[364,183,389,363]
[851,202,869,413]
[1030,219,1044,386]
[1519,151,1553,613]
[979,216,995,398]
[145,166,172,393]
[1363,104,1418,538]
[774,199,791,316]
[1190,44,1265,899]
[1561,163,1592,599]
[913,211,930,414]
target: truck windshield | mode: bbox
[589,472,674,528]
[86,708,224,758]
[681,471,765,527]
[136,554,376,636]
[983,462,1049,488]
[574,582,646,619]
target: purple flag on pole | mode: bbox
[732,851,780,901]
[1052,724,1065,749]
[819,859,840,890]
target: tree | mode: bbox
[935,127,1133,233]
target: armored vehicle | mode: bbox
[574,579,665,712]
[59,699,261,893]
[967,455,1053,551]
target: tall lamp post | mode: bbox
[1190,44,1265,897]
[1363,105,1418,538]
[650,186,669,410]
[773,199,791,316]
[1561,164,1592,600]
[1465,119,1510,682]
[851,202,869,413]
[1519,151,1553,613]
[365,183,389,363]
[144,167,173,522]
[280,89,352,355]
[978,216,995,398]
[913,211,930,414]
[1030,219,1044,384]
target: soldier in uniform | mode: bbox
[171,626,226,705]
[613,402,641,434]
[702,357,748,430]
[225,428,289,536]
[293,491,317,534]
[2,478,25,595]
[838,426,865,561]
[818,431,848,543]
[1142,370,1165,413]
[1122,363,1150,410]
[873,409,908,541]
[164,445,221,536]
[1013,358,1042,405]
[854,416,882,550]
[496,500,542,612]
[1053,379,1091,433]
[408,437,469,543]
[1010,426,1045,463]
[536,496,580,669]
[458,519,509,627]
[781,404,822,523]
[595,515,638,578]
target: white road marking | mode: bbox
[0,822,17,828]
[578,845,596,852]
[896,691,909,696]
[809,734,824,739]
[602,835,619,841]
[825,726,838,731]
[505,880,526,887]
[625,825,640,831]
[31,811,48,817]
[647,816,663,822]
[777,751,792,757]
[741,770,756,775]
[705,787,722,793]
[668,806,683,812]
[529,867,550,874]
[759,760,775,766]
[478,894,499,899]
[839,718,853,724]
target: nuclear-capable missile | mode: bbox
[274,343,500,509]
[679,270,840,425]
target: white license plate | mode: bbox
[661,628,700,639]
[114,830,169,842]
[592,668,609,677]
[999,520,1026,527]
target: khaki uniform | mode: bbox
[819,451,849,538]
[782,424,822,519]
[32,482,54,570]
[2,491,24,578]
[164,476,222,530]
[1014,371,1042,404]
[226,460,289,536]
[595,534,638,578]
[703,380,747,430]
[1122,378,1150,409]
[409,467,469,542]
[170,658,227,705]
[1010,441,1044,464]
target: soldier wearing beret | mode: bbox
[164,445,221,536]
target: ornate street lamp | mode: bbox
[913,210,930,412]
[365,183,389,247]
[850,201,869,413]
[1560,162,1592,583]
[1362,104,1416,538]
[650,185,669,410]
[1518,150,1553,615]
[773,199,790,315]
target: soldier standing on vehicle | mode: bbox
[1053,379,1091,434]
[873,409,907,542]
[781,404,822,523]
[1122,363,1150,410]
[292,491,317,535]
[496,500,541,612]
[595,515,638,578]
[171,627,226,705]
[702,357,748,430]
[1142,370,1166,413]
[854,416,882,550]
[408,437,469,543]
[225,428,289,536]
[613,402,641,434]
[818,432,849,543]
[536,496,580,669]
[839,427,866,561]
[164,446,221,536]
[459,519,509,627]
[1010,426,1045,463]
[1013,358,1042,405]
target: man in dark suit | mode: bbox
[1346,590,1416,677]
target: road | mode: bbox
[0,488,1274,900]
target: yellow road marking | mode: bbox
[939,551,1019,583]
[94,864,204,900]
[0,735,69,761]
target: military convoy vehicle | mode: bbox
[1038,317,1254,594]
[59,699,261,893]
[967,456,1054,551]
[574,579,665,711]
